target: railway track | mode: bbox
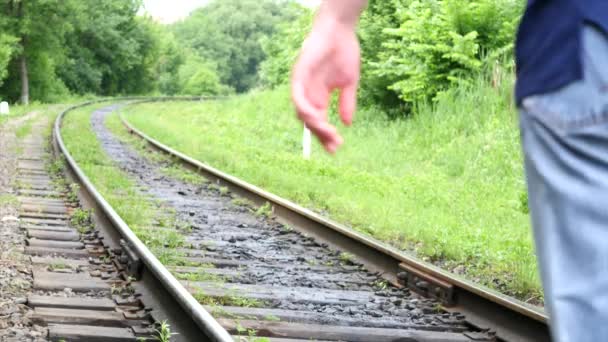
[17,121,158,341]
[46,100,551,342]
[17,103,231,342]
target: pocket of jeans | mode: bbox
[521,82,608,131]
[582,25,608,89]
[521,27,608,131]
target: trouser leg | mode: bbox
[519,25,608,342]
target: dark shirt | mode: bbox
[515,0,608,104]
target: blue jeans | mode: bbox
[520,25,608,342]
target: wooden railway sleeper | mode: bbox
[398,262,456,306]
[464,331,498,341]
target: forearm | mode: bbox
[316,0,368,28]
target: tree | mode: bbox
[360,0,522,113]
[57,0,159,96]
[178,55,231,96]
[172,0,300,92]
[0,34,18,89]
[259,4,312,88]
[0,0,78,103]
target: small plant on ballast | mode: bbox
[339,252,355,265]
[155,320,178,342]
[47,158,64,175]
[254,202,272,218]
[231,197,253,207]
[67,183,80,203]
[71,208,93,233]
[373,279,389,291]
[71,208,92,225]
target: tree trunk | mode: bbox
[19,54,29,105]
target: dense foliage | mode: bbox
[0,0,78,103]
[261,0,524,115]
[365,0,521,111]
[0,0,524,112]
[171,0,302,93]
[259,6,313,88]
[0,0,160,102]
[0,0,299,103]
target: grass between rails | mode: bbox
[60,103,189,259]
[61,103,249,314]
[121,71,541,301]
[104,111,209,187]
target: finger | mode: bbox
[305,118,343,154]
[291,79,320,122]
[338,82,358,126]
[291,81,341,151]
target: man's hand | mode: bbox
[291,0,367,153]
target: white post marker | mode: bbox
[303,125,311,160]
[0,101,8,115]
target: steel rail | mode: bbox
[53,100,233,342]
[119,101,551,342]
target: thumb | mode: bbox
[338,82,358,126]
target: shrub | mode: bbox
[363,0,523,113]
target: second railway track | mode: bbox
[49,100,551,342]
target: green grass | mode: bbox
[0,103,40,127]
[61,102,238,310]
[121,70,540,301]
[15,117,34,138]
[193,290,264,308]
[176,271,224,283]
[61,103,187,260]
[105,112,208,186]
[0,194,17,205]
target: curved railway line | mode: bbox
[13,99,551,341]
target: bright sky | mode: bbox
[142,0,320,24]
[141,0,209,24]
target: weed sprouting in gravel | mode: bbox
[97,255,108,264]
[111,284,135,296]
[135,227,185,250]
[373,279,389,291]
[51,177,68,192]
[176,271,224,283]
[176,220,193,233]
[194,290,264,308]
[49,262,70,271]
[339,252,355,265]
[155,320,177,342]
[15,119,33,139]
[154,249,187,266]
[47,158,64,175]
[231,198,253,207]
[67,183,80,203]
[234,324,267,342]
[161,165,208,185]
[0,194,17,205]
[263,314,280,322]
[254,202,272,218]
[71,208,93,233]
